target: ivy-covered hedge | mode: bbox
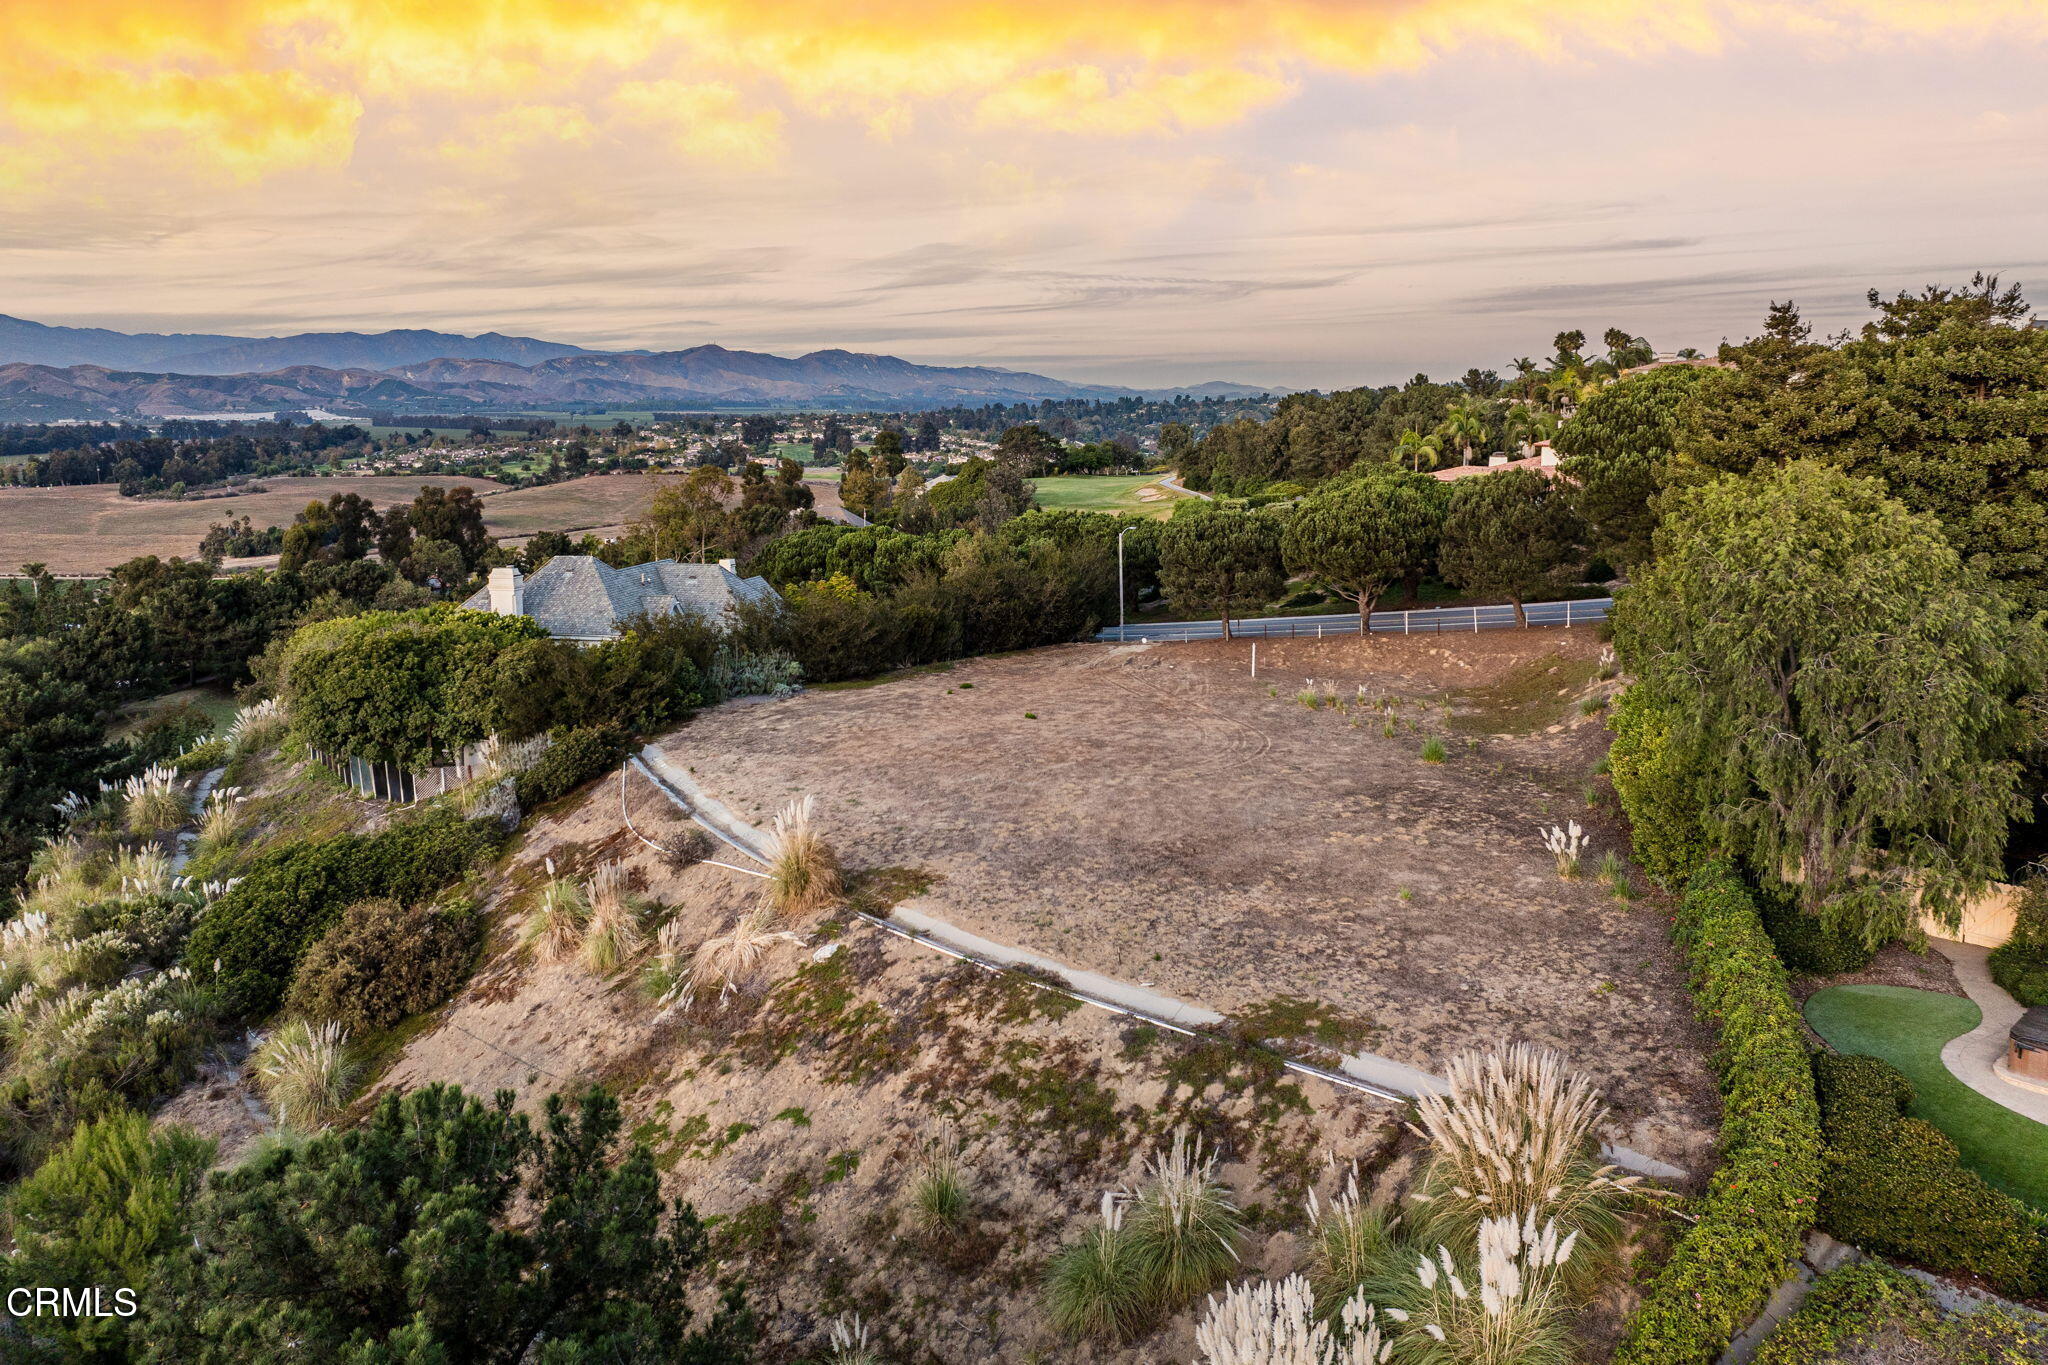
[1749,1261,1934,1364]
[184,811,504,1018]
[1612,862,1823,1364]
[1812,1053,2047,1298]
[513,724,629,811]
[1604,685,1710,887]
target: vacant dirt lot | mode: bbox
[659,628,1718,1166]
[0,475,504,573]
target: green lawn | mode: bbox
[1805,983,2048,1207]
[1031,473,1191,518]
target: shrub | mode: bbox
[1989,876,2048,1008]
[184,810,503,1018]
[1750,878,1877,975]
[253,1019,357,1129]
[173,737,231,774]
[1749,1260,1934,1365]
[286,897,479,1034]
[513,723,629,810]
[1811,1052,2044,1296]
[1612,863,1822,1365]
[1605,685,1711,887]
[1044,1194,1148,1341]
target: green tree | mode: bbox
[1612,461,2044,946]
[1159,505,1284,639]
[2,1111,214,1362]
[142,1085,752,1364]
[1438,467,1580,625]
[1392,427,1443,473]
[1552,365,1703,568]
[1675,277,2048,607]
[637,467,737,562]
[1280,473,1445,630]
[1435,398,1489,467]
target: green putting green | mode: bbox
[1805,983,2048,1208]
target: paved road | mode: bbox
[1098,596,1614,643]
[1156,471,1213,501]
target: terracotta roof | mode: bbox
[1431,452,1562,482]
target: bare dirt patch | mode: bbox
[0,475,503,574]
[372,782,1408,1364]
[660,628,1717,1168]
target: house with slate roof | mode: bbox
[461,554,781,642]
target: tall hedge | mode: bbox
[1612,862,1823,1364]
[1812,1053,2046,1297]
[184,812,503,1018]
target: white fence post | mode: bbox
[1565,600,1573,627]
[1472,607,1479,633]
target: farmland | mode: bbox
[0,474,503,574]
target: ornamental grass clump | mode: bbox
[522,860,588,964]
[577,861,646,973]
[252,1019,358,1130]
[648,904,799,1013]
[1195,1274,1391,1365]
[199,786,246,845]
[1379,1214,1576,1365]
[226,698,287,755]
[766,796,842,917]
[1410,1045,1646,1267]
[910,1123,971,1233]
[115,847,176,900]
[18,837,98,921]
[1044,1193,1149,1341]
[1126,1125,1245,1311]
[1538,822,1587,879]
[122,764,188,835]
[825,1312,886,1365]
[1304,1165,1401,1316]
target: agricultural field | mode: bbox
[0,475,504,574]
[475,471,666,539]
[1032,472,1192,517]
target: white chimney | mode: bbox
[1537,444,1558,468]
[717,557,737,573]
[488,565,525,616]
[1487,453,1509,467]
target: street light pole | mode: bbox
[1117,526,1129,636]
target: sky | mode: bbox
[3,0,2047,390]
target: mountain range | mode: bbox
[0,315,1280,420]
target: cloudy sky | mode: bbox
[4,1,2046,389]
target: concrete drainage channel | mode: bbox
[623,747,1685,1182]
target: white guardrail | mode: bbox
[1096,596,1614,643]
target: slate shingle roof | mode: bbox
[461,555,780,640]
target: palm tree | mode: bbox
[1393,428,1443,473]
[1509,357,1540,401]
[1502,404,1558,457]
[1676,346,1703,361]
[1437,399,1489,467]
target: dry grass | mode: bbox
[227,698,287,755]
[766,796,842,917]
[476,472,666,538]
[199,786,246,844]
[578,861,647,973]
[0,475,503,574]
[665,903,800,1011]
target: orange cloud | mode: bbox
[1,0,2042,195]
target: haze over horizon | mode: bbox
[5,1,2046,390]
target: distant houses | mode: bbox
[461,553,781,642]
